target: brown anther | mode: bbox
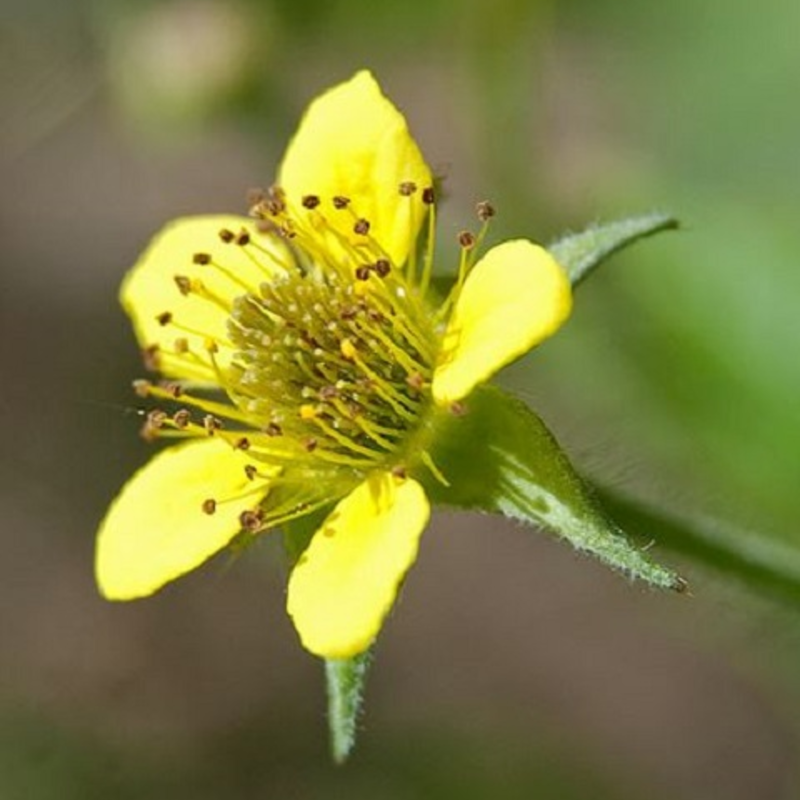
[458,230,476,249]
[391,465,408,480]
[422,186,436,205]
[332,195,351,209]
[278,222,296,239]
[319,385,339,401]
[203,414,223,435]
[302,194,321,209]
[174,275,192,296]
[139,422,158,442]
[146,409,167,429]
[244,464,258,481]
[156,311,173,326]
[132,379,152,398]
[340,305,358,320]
[218,228,235,243]
[374,258,391,277]
[354,265,372,281]
[449,400,467,416]
[192,252,211,265]
[173,409,191,428]
[141,345,161,372]
[202,498,217,515]
[246,187,266,206]
[235,229,251,246]
[406,372,425,391]
[476,200,496,221]
[265,421,283,437]
[204,338,219,354]
[367,308,385,323]
[303,437,318,452]
[235,437,251,451]
[239,508,264,532]
[399,181,417,196]
[353,218,371,236]
[163,381,183,398]
[174,337,189,354]
[266,198,286,216]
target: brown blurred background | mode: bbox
[2,1,800,797]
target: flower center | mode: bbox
[226,253,437,477]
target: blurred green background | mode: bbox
[2,0,799,797]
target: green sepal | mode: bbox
[595,485,800,606]
[425,385,684,591]
[325,649,373,764]
[549,212,679,286]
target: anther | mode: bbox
[353,218,371,236]
[239,508,264,532]
[422,186,435,205]
[319,385,339,401]
[133,379,152,398]
[203,414,223,434]
[156,311,173,326]
[449,400,467,416]
[246,187,266,206]
[458,230,476,249]
[192,253,211,265]
[374,258,391,277]
[204,338,219,354]
[354,265,371,281]
[406,372,425,392]
[235,436,251,450]
[147,409,167,429]
[332,195,351,209]
[399,181,417,196]
[173,409,191,428]
[141,345,161,371]
[302,194,321,209]
[264,422,283,437]
[235,229,251,246]
[174,338,189,354]
[218,228,235,243]
[391,465,408,480]
[162,381,183,398]
[202,498,217,515]
[303,437,318,452]
[174,275,192,296]
[244,464,257,481]
[476,200,496,221]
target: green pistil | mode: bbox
[227,260,436,477]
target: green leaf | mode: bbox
[425,385,685,591]
[594,485,800,606]
[549,212,679,286]
[325,649,373,764]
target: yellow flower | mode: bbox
[96,70,572,659]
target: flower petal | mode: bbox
[96,439,265,600]
[287,473,430,659]
[432,240,572,404]
[279,70,432,266]
[121,216,284,380]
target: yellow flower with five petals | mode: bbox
[96,70,572,659]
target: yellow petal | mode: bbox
[433,240,572,404]
[96,439,264,600]
[121,216,284,380]
[287,473,430,659]
[279,70,432,266]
